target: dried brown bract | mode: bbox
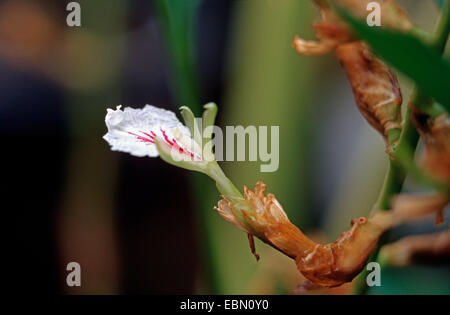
[379,230,450,267]
[391,192,449,226]
[293,0,412,56]
[295,214,388,287]
[335,42,402,147]
[215,181,314,259]
[413,113,450,185]
[293,0,412,153]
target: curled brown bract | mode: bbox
[293,0,412,56]
[215,181,448,288]
[293,0,412,153]
[412,112,450,185]
[292,17,352,56]
[315,0,413,32]
[215,181,316,260]
[295,215,387,287]
[391,192,449,226]
[380,230,450,267]
[335,42,402,144]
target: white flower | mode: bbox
[103,105,202,160]
[102,103,237,192]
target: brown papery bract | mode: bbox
[379,230,450,267]
[293,0,412,153]
[293,0,412,55]
[391,192,449,225]
[412,112,450,185]
[335,42,402,148]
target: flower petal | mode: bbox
[103,104,194,158]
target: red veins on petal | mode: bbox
[160,128,174,146]
[129,128,200,160]
[140,131,156,141]
[127,131,155,144]
[173,139,195,158]
[160,128,199,159]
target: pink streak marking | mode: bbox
[131,127,200,160]
[160,128,174,146]
[140,131,156,140]
[127,131,154,144]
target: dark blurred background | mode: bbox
[2,0,448,294]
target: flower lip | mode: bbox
[103,104,202,160]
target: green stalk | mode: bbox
[354,1,450,294]
[153,0,202,110]
[377,102,421,210]
[207,163,243,198]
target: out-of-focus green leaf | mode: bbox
[338,9,450,112]
[153,0,203,112]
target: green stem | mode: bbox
[207,162,243,198]
[377,99,421,210]
[353,2,450,294]
[375,159,405,210]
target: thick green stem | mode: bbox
[354,2,450,294]
[376,160,405,210]
[377,100,421,210]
